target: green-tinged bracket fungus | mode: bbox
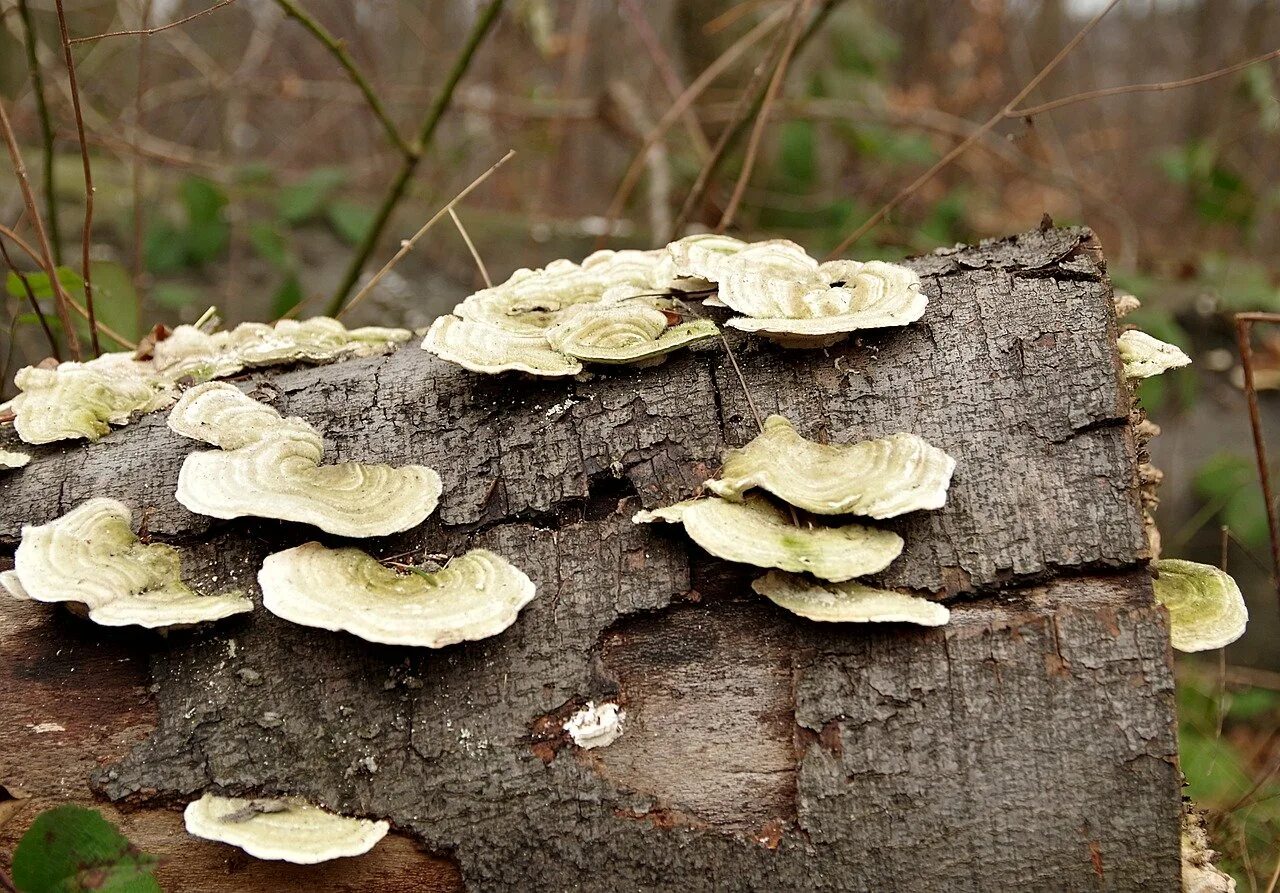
[634,496,903,581]
[2,498,252,628]
[563,701,626,749]
[752,571,950,626]
[422,315,584,377]
[1151,559,1248,652]
[706,415,956,518]
[182,794,389,864]
[545,291,719,366]
[1117,329,1192,380]
[257,542,537,648]
[0,449,31,470]
[168,382,441,537]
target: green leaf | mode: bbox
[777,121,816,189]
[150,283,204,311]
[5,266,83,301]
[248,223,292,269]
[86,261,140,342]
[184,219,230,266]
[278,167,347,224]
[326,200,376,246]
[12,805,160,893]
[270,272,304,318]
[144,220,189,275]
[180,176,228,227]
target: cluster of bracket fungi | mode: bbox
[0,237,1247,863]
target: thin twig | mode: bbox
[62,291,136,349]
[1008,47,1280,117]
[132,0,154,302]
[599,3,790,246]
[826,0,1122,259]
[68,0,237,43]
[0,238,60,360]
[272,0,411,156]
[54,0,100,357]
[0,224,40,267]
[328,0,505,316]
[1234,312,1280,616]
[17,0,61,265]
[338,149,514,320]
[448,207,492,288]
[0,99,80,359]
[618,0,711,158]
[717,0,811,232]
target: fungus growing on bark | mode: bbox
[1151,559,1248,652]
[563,701,625,749]
[4,498,251,628]
[0,449,31,470]
[634,496,902,581]
[545,291,719,365]
[1117,330,1191,380]
[183,794,389,864]
[257,542,537,648]
[10,353,175,444]
[168,382,441,537]
[422,315,584,376]
[752,571,950,626]
[706,415,955,518]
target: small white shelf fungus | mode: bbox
[258,542,537,648]
[545,297,719,365]
[1117,330,1191,380]
[0,449,31,470]
[183,793,389,864]
[752,571,950,626]
[563,701,625,749]
[1152,559,1248,653]
[168,383,441,537]
[634,496,902,582]
[665,233,758,284]
[10,353,175,444]
[706,415,955,518]
[454,249,673,335]
[6,498,252,627]
[422,315,583,377]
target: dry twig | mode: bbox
[68,0,237,43]
[448,207,492,288]
[0,238,60,361]
[16,0,61,265]
[1234,312,1280,616]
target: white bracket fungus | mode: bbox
[183,793,389,864]
[258,542,537,648]
[706,415,955,518]
[545,294,719,365]
[168,382,441,537]
[4,498,252,628]
[423,315,584,377]
[752,571,950,626]
[634,496,902,581]
[0,449,31,470]
[563,701,625,749]
[10,353,175,444]
[1117,330,1191,380]
[1151,559,1248,652]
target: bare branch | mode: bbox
[448,207,492,288]
[16,0,61,265]
[68,0,237,43]
[0,237,61,361]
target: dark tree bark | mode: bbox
[0,227,1181,891]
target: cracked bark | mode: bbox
[0,227,1181,891]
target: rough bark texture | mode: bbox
[0,227,1182,891]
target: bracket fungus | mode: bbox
[423,315,584,377]
[10,353,175,444]
[168,382,441,537]
[706,415,955,518]
[752,571,950,626]
[634,496,902,581]
[1151,559,1248,652]
[0,449,31,470]
[4,498,252,628]
[1117,330,1191,380]
[258,542,537,648]
[563,701,625,749]
[545,292,719,365]
[183,794,389,864]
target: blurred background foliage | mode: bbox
[1,0,1278,881]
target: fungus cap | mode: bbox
[9,498,251,628]
[1152,559,1248,652]
[1117,330,1191,380]
[422,315,583,376]
[11,353,175,444]
[168,383,441,537]
[752,571,950,625]
[545,295,719,365]
[0,449,31,470]
[634,496,903,581]
[258,543,537,648]
[706,415,955,518]
[183,794,389,864]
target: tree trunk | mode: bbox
[0,226,1182,891]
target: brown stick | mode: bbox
[1234,312,1280,616]
[53,0,100,357]
[0,99,80,359]
[826,0,1122,259]
[68,0,237,43]
[1008,47,1280,117]
[16,0,62,266]
[448,207,492,288]
[0,237,61,361]
[132,0,154,302]
[617,0,711,158]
